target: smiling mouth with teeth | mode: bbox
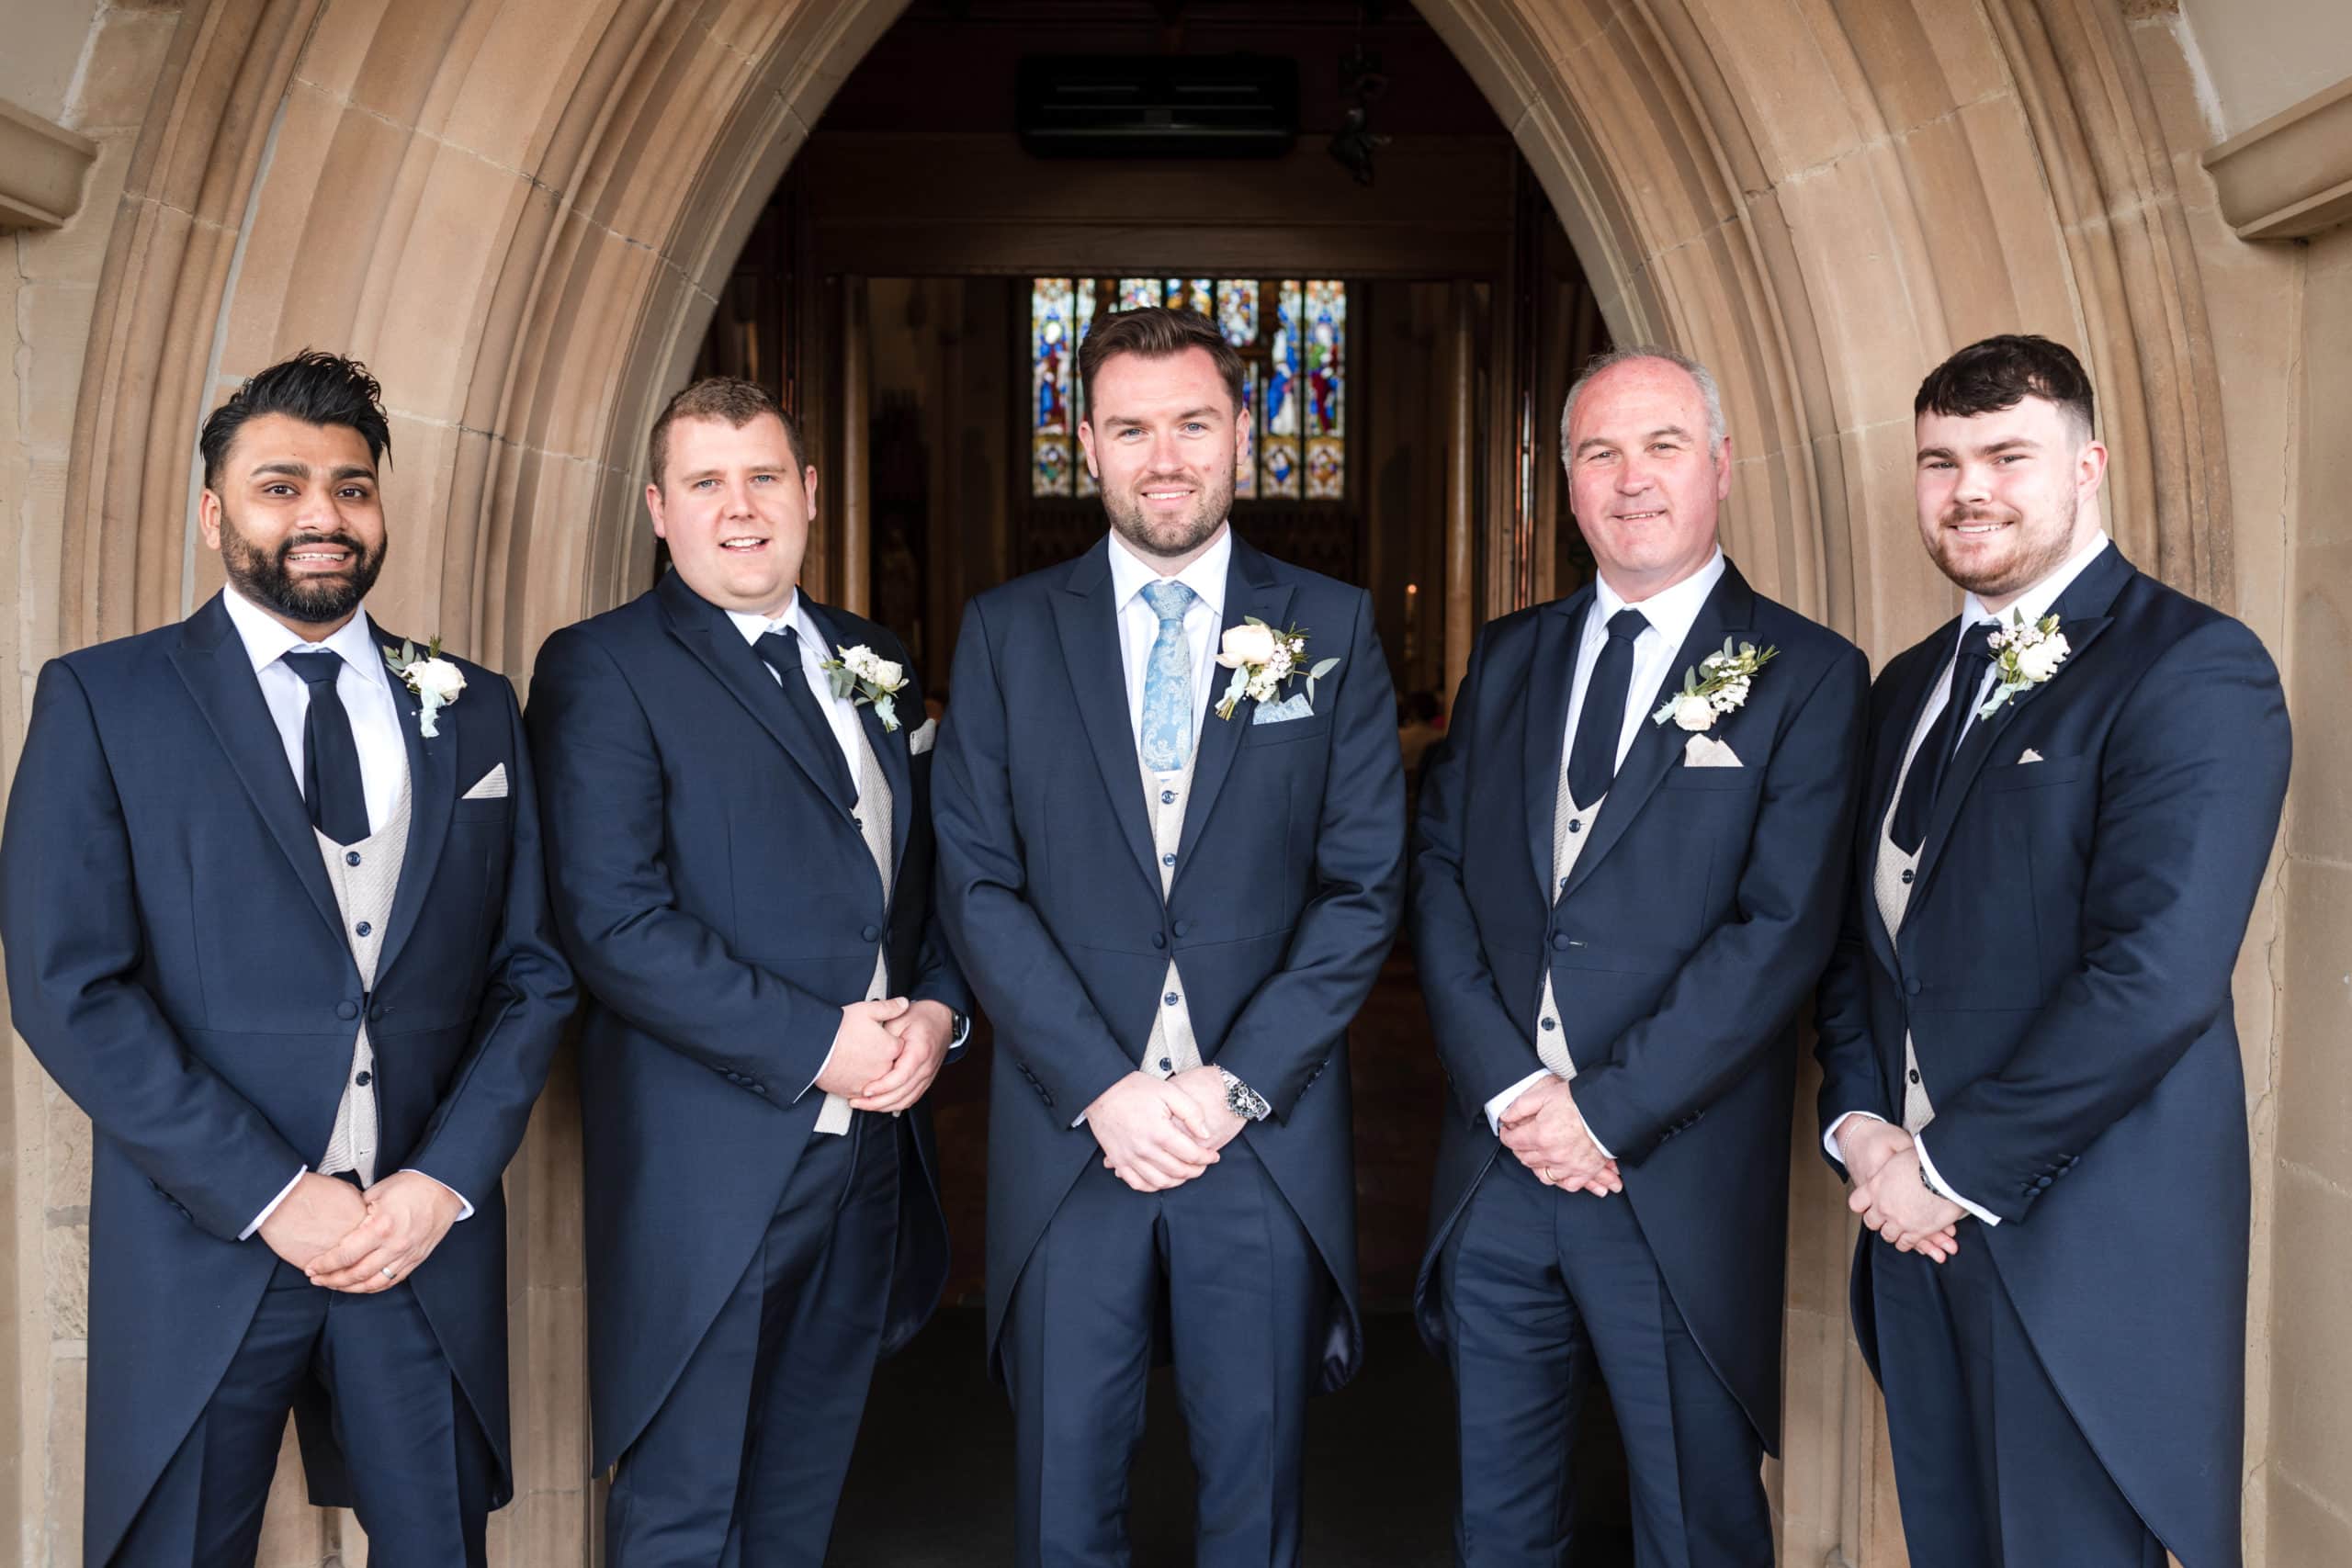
[719,536,768,550]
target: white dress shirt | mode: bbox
[1487,549,1729,1143]
[1825,531,2112,1224]
[729,592,970,1106]
[1107,524,1230,747]
[221,588,472,1238]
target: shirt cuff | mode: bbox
[1911,1134,2001,1227]
[241,1166,310,1240]
[1823,1109,1888,1166]
[1485,1070,1553,1137]
[398,1169,476,1223]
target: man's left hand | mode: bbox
[1167,1066,1247,1155]
[1498,1077,1622,1195]
[307,1171,464,1293]
[1850,1148,1965,1262]
[851,998,956,1114]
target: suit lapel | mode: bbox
[1175,537,1293,871]
[1560,564,1755,903]
[657,572,856,821]
[1051,542,1161,894]
[167,595,345,942]
[1521,589,1590,906]
[373,618,456,981]
[1907,546,2133,903]
[806,600,916,884]
[1861,635,1951,978]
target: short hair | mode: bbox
[198,350,391,491]
[1914,334,2096,442]
[648,377,808,490]
[1559,344,1727,455]
[1078,306,1247,419]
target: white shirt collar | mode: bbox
[220,583,385,684]
[724,588,824,654]
[1961,531,2109,637]
[1106,524,1231,622]
[1590,547,1726,649]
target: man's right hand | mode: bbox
[814,997,910,1098]
[1835,1115,1915,1188]
[257,1171,368,1271]
[1085,1072,1221,1193]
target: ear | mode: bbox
[644,481,668,538]
[801,464,821,518]
[1713,436,1735,502]
[198,487,224,551]
[1077,417,1099,479]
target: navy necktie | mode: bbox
[1890,620,2001,854]
[1566,608,1649,811]
[756,626,859,806]
[288,649,368,845]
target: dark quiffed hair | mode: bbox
[1914,333,2096,441]
[198,350,391,490]
[1078,306,1248,418]
[648,376,808,490]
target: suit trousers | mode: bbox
[1870,1236,2165,1568]
[1438,1153,1769,1568]
[605,1110,903,1568]
[114,1258,491,1568]
[1001,1136,1327,1568]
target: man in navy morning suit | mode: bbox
[932,307,1405,1566]
[0,353,573,1565]
[1815,336,2290,1568]
[528,378,972,1566]
[1412,347,1869,1566]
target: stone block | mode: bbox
[63,6,179,136]
[2267,1168,2352,1510]
[2278,860,2352,1193]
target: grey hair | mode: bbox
[1559,344,1729,457]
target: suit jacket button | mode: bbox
[336,1001,359,1021]
[1552,933,1569,951]
[1905,977,1922,997]
[750,1082,766,1095]
[1153,933,1167,949]
[1172,920,1190,938]
[368,1002,387,1021]
[2036,1175,2052,1188]
[862,923,881,942]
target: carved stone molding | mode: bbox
[0,96,97,230]
[2203,76,2352,240]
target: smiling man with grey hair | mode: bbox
[1415,344,1868,1564]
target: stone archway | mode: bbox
[18,1,2245,1563]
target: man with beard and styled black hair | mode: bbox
[0,350,572,1566]
[932,307,1405,1564]
[1815,335,2290,1568]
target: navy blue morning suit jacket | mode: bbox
[931,535,1406,1391]
[527,570,972,1474]
[0,594,574,1566]
[1411,561,1868,1448]
[1814,544,2290,1567]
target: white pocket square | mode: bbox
[908,716,938,756]
[1682,733,1743,768]
[2017,748,2045,764]
[461,763,509,800]
[1251,693,1316,726]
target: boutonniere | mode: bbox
[1213,617,1340,720]
[1652,637,1778,732]
[820,643,909,731]
[383,637,466,738]
[1977,611,2069,718]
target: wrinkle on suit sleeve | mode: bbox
[0,660,307,1240]
[1906,618,2291,1221]
[527,625,843,1096]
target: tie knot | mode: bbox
[1962,620,2002,660]
[286,649,344,689]
[1141,580,1195,626]
[1606,607,1649,644]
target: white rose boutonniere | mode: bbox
[383,637,466,738]
[1977,610,2069,719]
[1652,637,1777,732]
[820,642,910,731]
[1214,616,1340,720]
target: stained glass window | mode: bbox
[1033,277,1346,501]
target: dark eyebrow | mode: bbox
[249,461,378,483]
[251,461,311,479]
[328,464,376,483]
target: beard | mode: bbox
[1925,486,2079,603]
[218,503,387,626]
[1099,465,1234,563]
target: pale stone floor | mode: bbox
[833,1306,1637,1565]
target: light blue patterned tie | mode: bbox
[1139,580,1197,773]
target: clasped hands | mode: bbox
[1838,1117,1964,1263]
[1498,1077,1622,1195]
[819,995,958,1115]
[1085,1067,1245,1193]
[259,1169,463,1292]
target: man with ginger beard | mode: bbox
[1815,335,2290,1567]
[528,377,971,1564]
[1,351,573,1565]
[931,306,1404,1564]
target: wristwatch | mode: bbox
[1218,1066,1272,1122]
